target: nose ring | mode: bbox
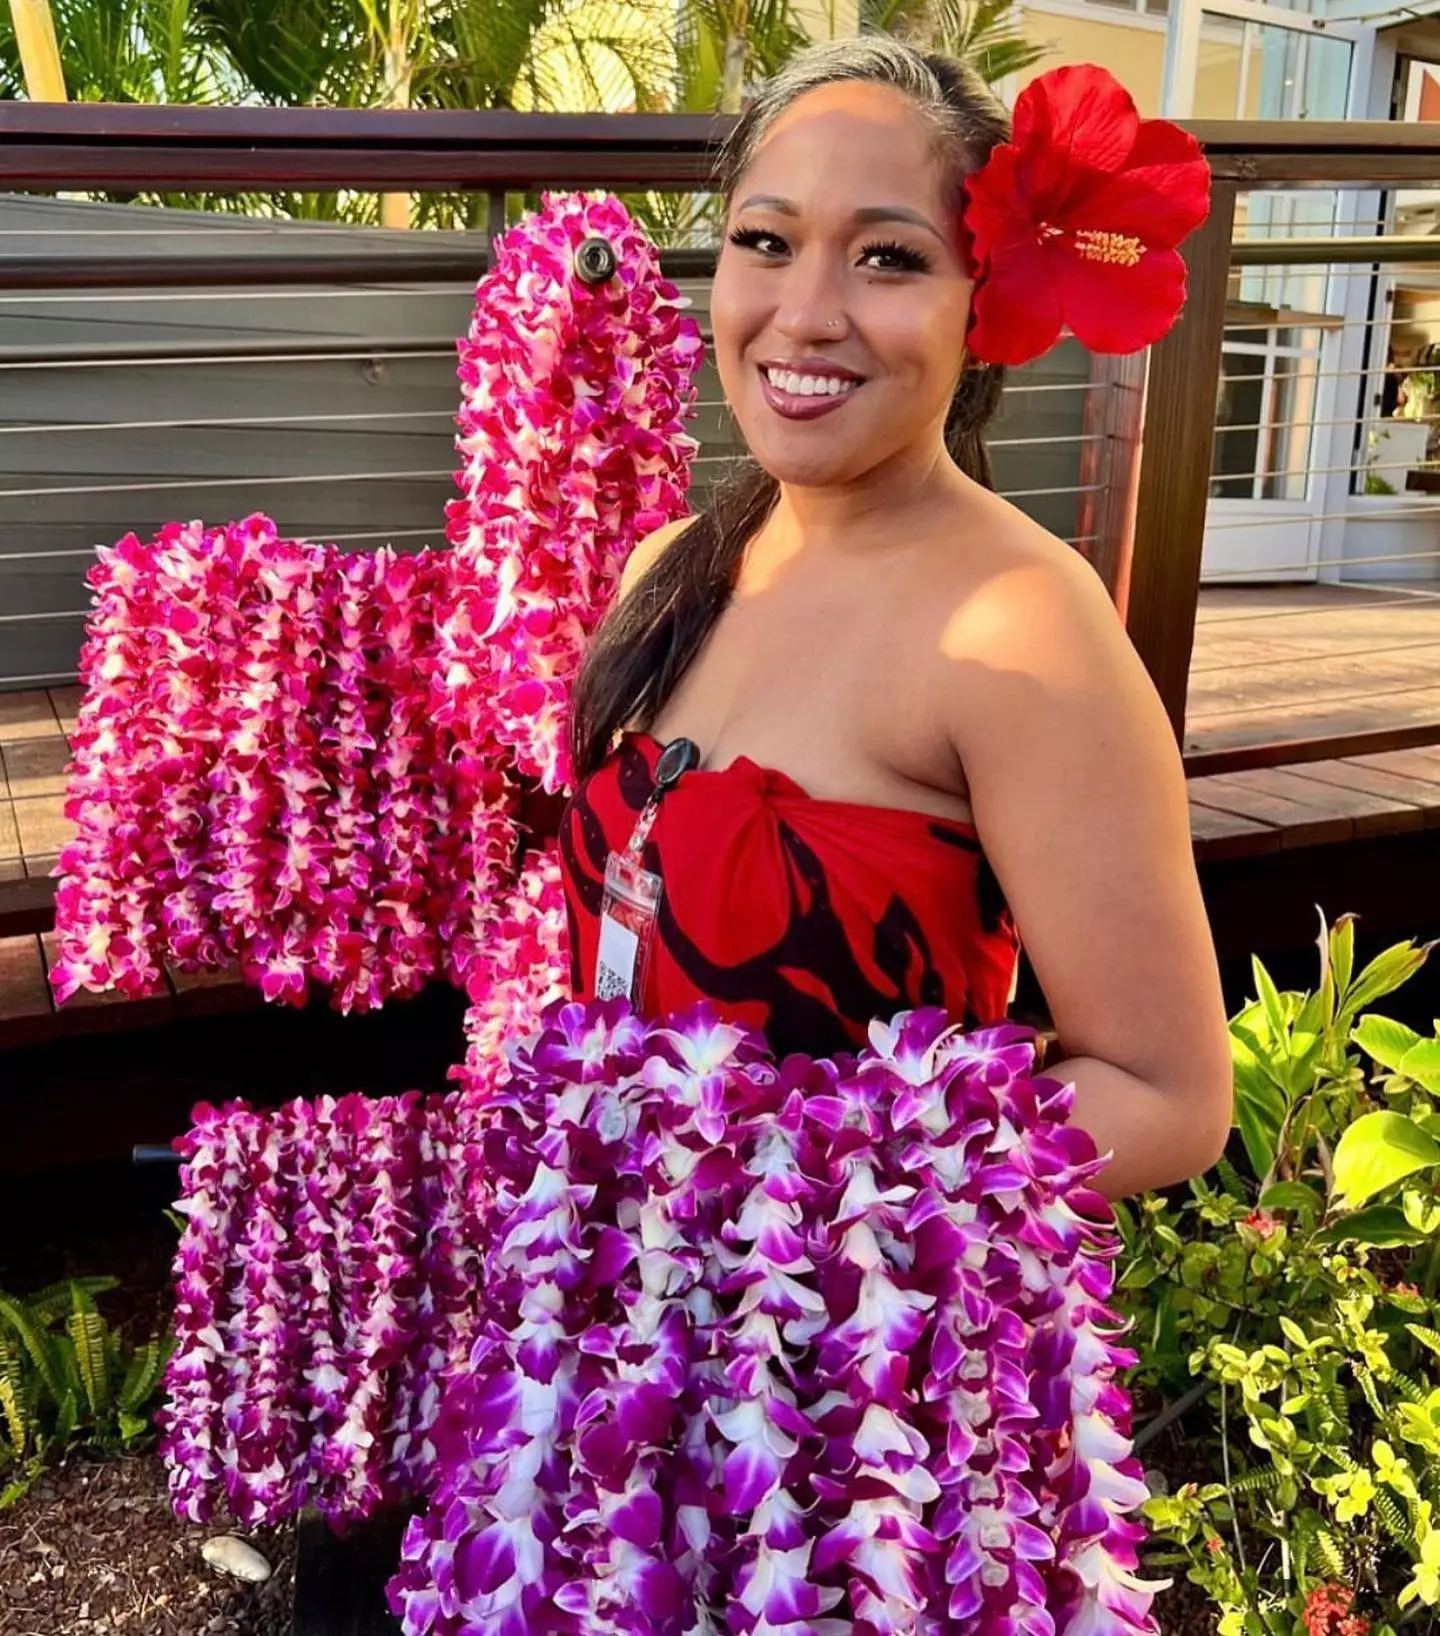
[825,319,841,331]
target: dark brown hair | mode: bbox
[569,36,1011,779]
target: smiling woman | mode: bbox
[568,35,1230,1203]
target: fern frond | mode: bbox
[52,1389,79,1447]
[0,1334,23,1402]
[1407,1324,1440,1361]
[1216,1154,1251,1202]
[65,1282,109,1426]
[0,1296,66,1407]
[1389,1368,1429,1407]
[1354,1364,1386,1418]
[1232,1466,1287,1495]
[1294,1513,1322,1576]
[0,1378,28,1459]
[20,1276,118,1328]
[1374,1487,1418,1549]
[118,1338,165,1416]
[1329,1380,1352,1434]
[1317,1528,1349,1578]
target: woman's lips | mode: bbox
[758,367,862,422]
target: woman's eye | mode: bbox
[860,239,932,274]
[727,226,787,257]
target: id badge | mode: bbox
[597,849,662,1004]
[594,735,700,1006]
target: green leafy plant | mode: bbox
[1117,914,1440,1636]
[0,1276,172,1509]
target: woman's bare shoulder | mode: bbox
[933,487,1119,640]
[617,515,695,600]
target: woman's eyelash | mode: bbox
[726,226,783,254]
[859,238,932,273]
[725,225,932,273]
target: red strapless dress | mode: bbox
[558,729,1020,1059]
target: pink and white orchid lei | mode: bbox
[436,189,702,795]
[50,190,700,1011]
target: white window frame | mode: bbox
[1214,326,1324,502]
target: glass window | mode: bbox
[1211,327,1321,501]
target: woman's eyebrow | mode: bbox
[735,194,944,241]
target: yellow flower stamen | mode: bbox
[1071,229,1145,268]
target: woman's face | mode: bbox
[711,80,974,491]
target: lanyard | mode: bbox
[595,736,700,1005]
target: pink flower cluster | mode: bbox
[388,1000,1164,1636]
[437,190,703,795]
[159,1089,480,1527]
[51,190,700,1011]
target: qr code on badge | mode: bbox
[596,962,629,1001]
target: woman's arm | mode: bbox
[944,536,1233,1200]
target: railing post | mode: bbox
[1123,179,1238,743]
[1074,349,1147,612]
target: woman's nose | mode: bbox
[773,261,849,343]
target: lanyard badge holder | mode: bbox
[596,736,699,1005]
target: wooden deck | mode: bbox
[1187,581,1440,758]
[3,580,1439,1043]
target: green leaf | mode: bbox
[1333,1111,1440,1207]
[1231,1029,1288,1174]
[1313,1204,1432,1247]
[1354,1014,1424,1076]
[1343,941,1432,1021]
[117,1410,149,1445]
[1253,957,1289,1045]
[1259,1181,1324,1221]
[1279,1315,1313,1349]
[1401,1039,1440,1095]
[1331,915,1356,1008]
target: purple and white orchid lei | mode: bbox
[158,1088,479,1528]
[386,1000,1163,1636]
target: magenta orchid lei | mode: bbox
[49,190,700,1010]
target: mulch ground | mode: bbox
[0,1452,296,1636]
[0,1164,296,1636]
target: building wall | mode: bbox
[0,193,1091,689]
[1015,3,1257,118]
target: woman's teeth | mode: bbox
[763,369,859,398]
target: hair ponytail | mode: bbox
[568,36,1012,781]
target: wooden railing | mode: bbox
[1,106,1439,955]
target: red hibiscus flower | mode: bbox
[963,65,1212,367]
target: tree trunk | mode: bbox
[9,0,68,101]
[379,6,414,230]
[718,3,749,116]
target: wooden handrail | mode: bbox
[0,105,1437,191]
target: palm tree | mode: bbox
[1,0,235,103]
[678,0,806,115]
[862,0,1047,85]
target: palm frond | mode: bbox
[863,0,1048,86]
